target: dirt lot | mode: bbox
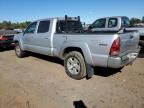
[0,49,144,108]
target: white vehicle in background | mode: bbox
[89,16,144,50]
[14,29,23,33]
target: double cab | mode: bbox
[14,16,140,80]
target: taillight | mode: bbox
[110,37,121,56]
[0,36,8,41]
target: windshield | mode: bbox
[91,18,106,28]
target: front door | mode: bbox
[23,22,37,51]
[29,20,51,55]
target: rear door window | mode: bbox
[56,20,82,33]
[108,18,118,28]
[37,20,50,33]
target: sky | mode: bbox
[0,0,144,23]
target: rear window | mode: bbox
[108,18,118,28]
[56,20,82,33]
[37,21,50,33]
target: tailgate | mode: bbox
[119,31,139,55]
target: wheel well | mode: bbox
[63,47,84,57]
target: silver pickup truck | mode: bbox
[89,16,144,49]
[14,16,140,80]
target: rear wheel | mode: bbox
[139,40,144,55]
[139,40,144,47]
[64,51,86,80]
[15,43,26,58]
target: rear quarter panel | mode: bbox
[53,34,115,67]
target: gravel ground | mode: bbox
[0,49,144,108]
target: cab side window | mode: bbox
[25,22,37,34]
[108,18,118,28]
[91,18,106,28]
[37,20,50,33]
[121,17,130,27]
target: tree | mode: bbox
[130,18,141,26]
[0,21,31,30]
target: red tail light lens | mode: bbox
[0,36,8,40]
[110,37,121,56]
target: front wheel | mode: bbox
[15,43,26,58]
[64,51,86,80]
[139,40,144,47]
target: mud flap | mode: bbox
[86,64,94,79]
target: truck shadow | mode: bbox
[0,46,14,52]
[28,53,122,77]
[93,67,122,77]
[28,52,64,66]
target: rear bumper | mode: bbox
[107,47,140,68]
[0,40,14,47]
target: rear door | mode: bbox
[23,22,37,50]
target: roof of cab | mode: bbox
[98,16,128,19]
[33,17,80,22]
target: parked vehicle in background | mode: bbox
[14,29,23,33]
[14,15,140,80]
[127,26,144,47]
[88,16,144,50]
[0,30,17,49]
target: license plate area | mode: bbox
[121,53,138,65]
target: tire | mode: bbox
[15,43,26,58]
[139,40,144,47]
[64,51,86,80]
